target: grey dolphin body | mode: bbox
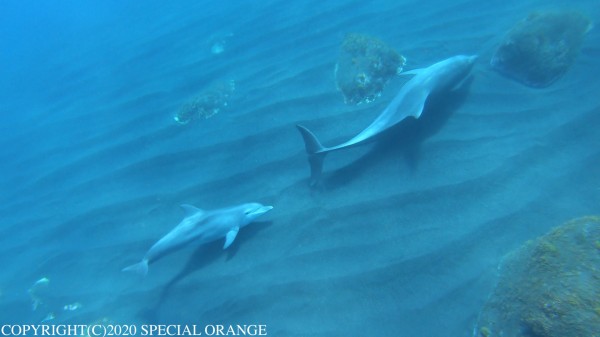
[122,203,273,276]
[297,55,477,185]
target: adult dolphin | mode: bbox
[297,55,477,185]
[122,202,273,276]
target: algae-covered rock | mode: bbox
[491,10,592,88]
[474,216,600,337]
[335,33,406,105]
[174,80,235,125]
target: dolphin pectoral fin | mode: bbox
[408,88,431,119]
[122,259,149,276]
[223,227,240,249]
[413,102,426,119]
[180,204,203,216]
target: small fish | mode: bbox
[40,312,55,322]
[28,277,50,311]
[63,302,82,311]
[32,277,50,288]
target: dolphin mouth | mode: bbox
[250,205,273,217]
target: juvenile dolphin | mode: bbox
[122,202,273,276]
[297,55,477,185]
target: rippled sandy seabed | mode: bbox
[1,0,599,335]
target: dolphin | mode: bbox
[297,55,477,185]
[122,202,273,276]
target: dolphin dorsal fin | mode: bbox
[180,204,203,216]
[223,226,240,249]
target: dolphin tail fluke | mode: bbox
[122,259,149,276]
[296,124,327,186]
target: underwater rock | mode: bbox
[174,80,235,125]
[473,216,600,337]
[335,33,406,105]
[491,10,592,88]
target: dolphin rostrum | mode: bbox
[297,55,477,185]
[122,202,273,276]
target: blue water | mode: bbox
[1,0,599,335]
